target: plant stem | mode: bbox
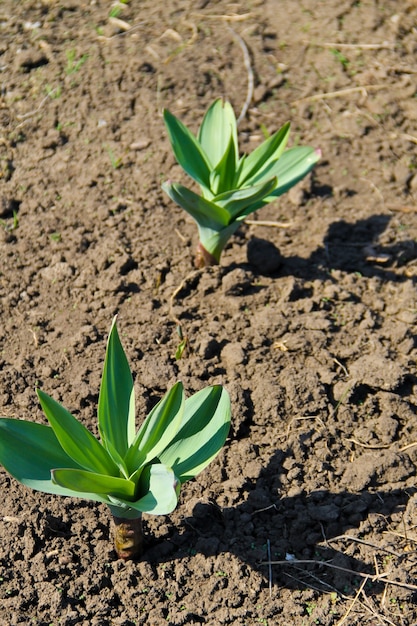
[195,242,218,268]
[111,514,144,560]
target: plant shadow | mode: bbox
[250,213,416,284]
[142,448,415,595]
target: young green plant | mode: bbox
[162,98,321,267]
[0,318,231,559]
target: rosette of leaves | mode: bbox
[0,318,231,559]
[162,98,320,267]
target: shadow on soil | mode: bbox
[141,448,414,595]
[251,213,416,283]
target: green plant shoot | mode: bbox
[0,318,231,559]
[162,98,321,267]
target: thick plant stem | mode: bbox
[112,515,144,560]
[195,241,218,268]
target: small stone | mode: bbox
[130,139,151,151]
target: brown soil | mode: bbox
[1,1,417,624]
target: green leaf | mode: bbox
[158,385,231,483]
[0,418,107,503]
[162,181,230,229]
[209,132,238,195]
[175,339,187,360]
[52,468,136,499]
[125,382,184,473]
[98,317,136,456]
[238,122,290,186]
[198,99,238,170]
[214,177,278,221]
[129,463,180,515]
[37,389,118,476]
[256,146,321,198]
[163,108,211,189]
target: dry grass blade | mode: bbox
[227,27,254,125]
[320,41,395,50]
[359,586,398,626]
[292,84,388,104]
[345,437,392,450]
[398,441,417,453]
[262,559,417,591]
[245,219,292,228]
[191,12,252,22]
[328,533,402,558]
[335,576,368,626]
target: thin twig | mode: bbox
[400,441,417,452]
[359,587,398,626]
[244,219,292,228]
[228,27,254,125]
[192,12,252,22]
[388,205,417,214]
[262,559,417,591]
[293,563,343,595]
[251,504,279,516]
[400,132,417,145]
[291,84,387,104]
[282,570,325,594]
[174,228,187,243]
[15,88,59,121]
[320,42,395,50]
[345,437,391,450]
[267,539,272,598]
[336,577,368,626]
[328,534,402,558]
[283,414,326,437]
[333,358,349,377]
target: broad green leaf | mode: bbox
[238,122,290,186]
[37,389,118,476]
[52,468,136,499]
[125,382,184,473]
[214,177,278,221]
[163,108,211,189]
[255,146,320,198]
[209,133,238,196]
[127,463,180,515]
[98,317,136,456]
[162,181,230,229]
[237,157,281,188]
[198,99,238,170]
[0,418,108,503]
[159,386,231,483]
